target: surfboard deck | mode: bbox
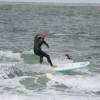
[54,61,90,72]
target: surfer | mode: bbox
[34,32,57,67]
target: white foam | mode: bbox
[0,76,34,94]
[0,75,99,100]
[0,94,99,100]
[0,50,22,61]
[53,57,73,64]
[0,63,17,66]
[22,50,34,55]
[46,73,100,92]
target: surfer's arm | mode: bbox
[37,36,49,48]
[43,40,49,48]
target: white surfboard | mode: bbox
[54,61,90,72]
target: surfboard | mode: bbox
[54,61,90,72]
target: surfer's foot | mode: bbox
[51,64,58,67]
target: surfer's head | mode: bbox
[39,32,46,39]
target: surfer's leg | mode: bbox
[34,50,43,64]
[40,51,53,66]
[46,55,53,66]
[40,56,43,64]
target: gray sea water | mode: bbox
[0,2,100,100]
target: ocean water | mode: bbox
[0,2,100,100]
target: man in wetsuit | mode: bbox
[34,32,56,67]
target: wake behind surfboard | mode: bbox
[54,61,90,72]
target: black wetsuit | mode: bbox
[34,35,53,66]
